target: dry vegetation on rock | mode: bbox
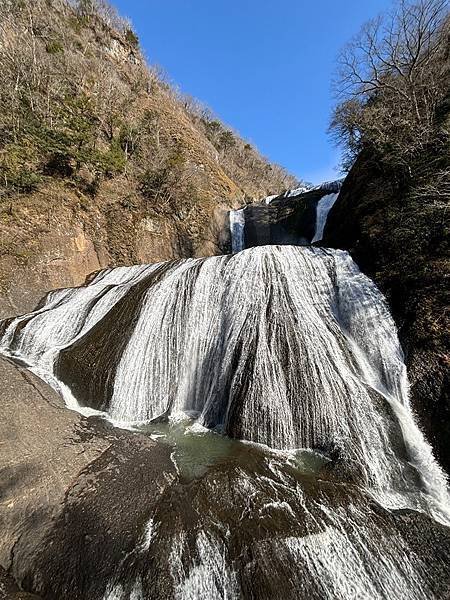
[0,0,297,202]
[331,0,449,193]
[0,0,299,316]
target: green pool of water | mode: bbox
[139,416,330,481]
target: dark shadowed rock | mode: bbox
[235,182,344,250]
[0,567,41,599]
[241,194,317,247]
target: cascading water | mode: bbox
[1,222,449,597]
[311,192,339,243]
[229,208,245,252]
[1,246,448,523]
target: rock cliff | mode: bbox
[0,0,298,318]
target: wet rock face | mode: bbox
[323,152,450,475]
[1,285,450,598]
[25,431,177,600]
[241,194,318,247]
[13,438,450,600]
[0,357,176,599]
[239,187,339,249]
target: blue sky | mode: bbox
[114,0,393,185]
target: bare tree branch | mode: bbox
[331,0,449,170]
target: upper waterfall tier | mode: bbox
[229,179,343,251]
[1,245,448,522]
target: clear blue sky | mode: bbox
[114,0,393,185]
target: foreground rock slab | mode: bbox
[1,355,450,599]
[0,357,176,599]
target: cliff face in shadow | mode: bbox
[241,189,322,248]
[235,182,342,249]
[323,151,449,474]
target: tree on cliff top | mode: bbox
[331,0,450,175]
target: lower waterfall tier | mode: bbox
[0,246,448,523]
[60,443,450,600]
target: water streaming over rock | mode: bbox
[229,180,342,249]
[1,239,449,597]
[229,208,245,252]
[83,442,450,600]
[311,192,339,243]
[1,246,448,522]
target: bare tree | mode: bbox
[331,0,450,170]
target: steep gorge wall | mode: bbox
[0,179,233,318]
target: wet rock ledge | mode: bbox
[0,357,176,599]
[1,355,450,600]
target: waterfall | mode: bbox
[2,243,449,599]
[1,245,448,526]
[312,192,339,243]
[229,209,245,252]
[97,446,449,600]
